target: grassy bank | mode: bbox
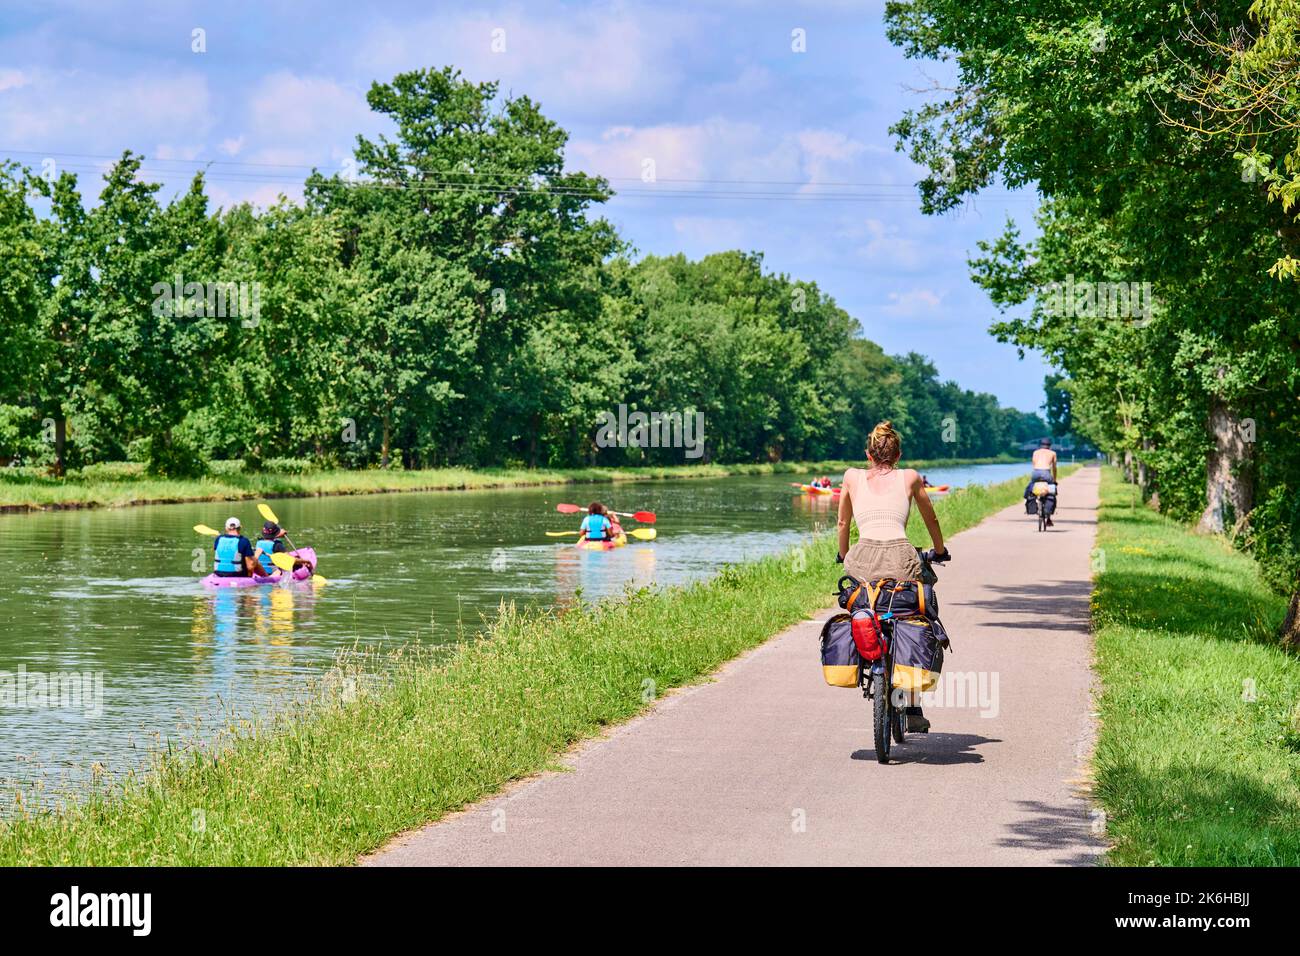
[1092,468,1300,865]
[0,455,1022,512]
[0,471,1036,865]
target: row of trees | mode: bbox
[884,0,1300,637]
[0,67,1043,477]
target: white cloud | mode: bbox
[851,217,925,270]
[883,288,943,316]
[569,120,875,190]
[0,69,30,93]
[351,6,701,120]
[0,68,212,153]
[248,71,371,143]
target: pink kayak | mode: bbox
[201,548,318,587]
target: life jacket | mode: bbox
[214,535,246,575]
[585,514,611,540]
[255,538,277,574]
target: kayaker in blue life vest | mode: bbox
[255,521,290,574]
[579,502,613,542]
[254,521,313,575]
[213,517,260,578]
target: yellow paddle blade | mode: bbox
[629,528,657,541]
[194,524,221,536]
[545,530,581,537]
[258,502,279,525]
[270,552,297,572]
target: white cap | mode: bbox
[225,517,241,530]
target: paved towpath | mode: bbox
[368,465,1104,866]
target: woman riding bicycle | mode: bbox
[836,421,950,732]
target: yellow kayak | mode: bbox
[797,484,838,496]
[576,533,628,551]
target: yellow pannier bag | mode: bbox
[819,614,860,687]
[890,617,945,693]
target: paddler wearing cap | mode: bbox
[213,517,261,578]
[254,520,310,575]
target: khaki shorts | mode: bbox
[843,537,923,583]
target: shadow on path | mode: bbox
[851,733,998,766]
[997,799,1101,866]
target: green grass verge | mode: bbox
[0,470,1036,864]
[1092,467,1300,865]
[0,455,1022,511]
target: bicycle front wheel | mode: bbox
[872,672,892,763]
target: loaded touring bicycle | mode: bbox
[820,548,952,763]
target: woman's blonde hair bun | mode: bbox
[867,420,902,466]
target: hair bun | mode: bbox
[866,420,902,466]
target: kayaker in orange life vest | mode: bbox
[579,502,615,542]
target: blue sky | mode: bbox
[0,0,1049,411]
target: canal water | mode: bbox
[0,462,1030,799]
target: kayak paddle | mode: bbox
[554,503,656,523]
[258,502,327,582]
[269,551,327,583]
[194,524,221,537]
[257,502,301,548]
[546,528,657,541]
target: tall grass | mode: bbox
[0,455,1022,511]
[1092,468,1300,865]
[0,472,1035,864]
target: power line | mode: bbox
[0,146,1016,192]
[17,159,1033,204]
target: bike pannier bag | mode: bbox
[1041,494,1057,516]
[820,613,860,687]
[1025,497,1038,515]
[851,609,886,661]
[891,617,944,693]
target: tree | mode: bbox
[0,164,44,465]
[886,0,1300,636]
[305,67,620,467]
[1043,374,1073,438]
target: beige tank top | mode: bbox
[844,467,911,540]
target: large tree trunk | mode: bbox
[1197,399,1254,534]
[1281,592,1300,650]
[380,413,391,469]
[53,414,67,478]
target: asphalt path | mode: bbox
[368,465,1104,866]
